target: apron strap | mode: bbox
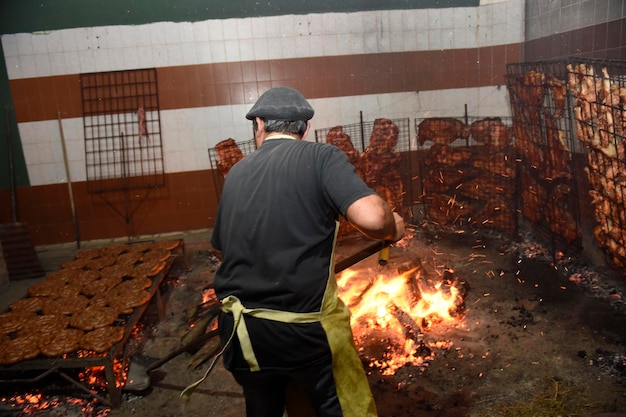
[180,295,323,400]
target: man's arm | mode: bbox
[345,194,405,242]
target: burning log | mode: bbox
[387,301,423,342]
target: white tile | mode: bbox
[192,21,210,42]
[427,9,442,29]
[363,31,379,53]
[79,50,97,73]
[1,34,18,57]
[278,15,295,37]
[33,54,52,77]
[478,3,494,26]
[31,33,49,55]
[222,18,239,40]
[181,42,198,65]
[348,11,365,34]
[165,44,183,66]
[26,164,44,186]
[441,30,454,50]
[196,42,212,64]
[250,17,267,38]
[377,30,391,52]
[109,48,127,69]
[18,55,37,78]
[477,24,493,46]
[179,22,195,43]
[336,33,352,55]
[238,38,255,61]
[163,22,182,44]
[132,26,152,47]
[60,29,78,52]
[334,13,350,34]
[15,33,34,55]
[236,18,253,39]
[264,15,283,38]
[149,23,167,46]
[122,46,141,70]
[309,34,324,57]
[401,10,417,32]
[22,143,40,164]
[294,14,308,36]
[294,35,311,58]
[5,56,22,79]
[403,30,417,51]
[361,11,378,35]
[266,37,283,59]
[416,31,429,51]
[135,45,155,68]
[252,37,269,60]
[75,28,93,52]
[428,29,442,50]
[322,35,338,56]
[208,19,224,41]
[415,9,430,32]
[389,31,404,52]
[280,36,297,58]
[491,1,508,24]
[224,39,241,61]
[208,40,226,62]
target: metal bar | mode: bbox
[334,240,388,273]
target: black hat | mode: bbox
[246,87,314,121]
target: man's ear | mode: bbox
[255,117,265,131]
[301,121,311,140]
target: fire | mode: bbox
[338,263,465,375]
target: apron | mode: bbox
[181,229,378,417]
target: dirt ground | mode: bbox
[3,221,626,417]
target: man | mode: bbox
[208,87,404,417]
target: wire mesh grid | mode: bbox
[506,61,583,249]
[208,138,257,200]
[80,69,164,193]
[414,116,518,236]
[314,118,417,221]
[564,59,626,270]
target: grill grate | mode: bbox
[80,68,164,193]
[506,61,583,250]
[415,116,518,237]
[208,138,257,200]
[314,117,417,225]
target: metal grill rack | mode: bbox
[506,61,583,252]
[415,116,518,237]
[81,69,164,192]
[314,117,416,221]
[563,59,626,271]
[208,138,257,200]
[80,69,164,236]
[0,241,187,409]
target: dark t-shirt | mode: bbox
[211,137,374,370]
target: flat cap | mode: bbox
[246,87,314,121]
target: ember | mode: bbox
[338,257,467,375]
[2,390,110,416]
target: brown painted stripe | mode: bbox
[10,45,522,123]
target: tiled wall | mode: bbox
[1,1,529,244]
[524,0,626,61]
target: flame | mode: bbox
[338,264,464,375]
